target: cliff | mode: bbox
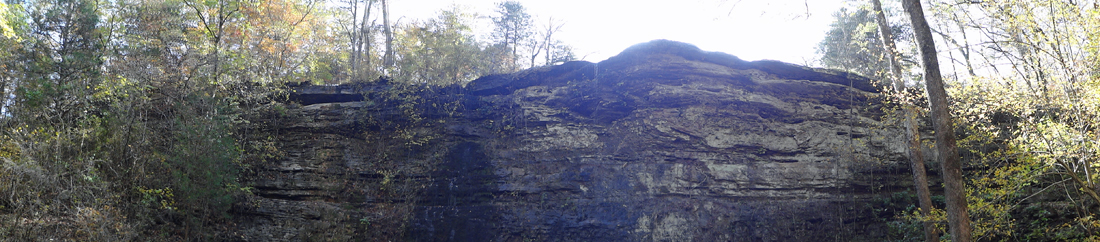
[231,40,917,241]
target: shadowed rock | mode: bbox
[233,40,915,241]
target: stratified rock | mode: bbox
[232,40,915,241]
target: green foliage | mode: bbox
[492,1,531,71]
[161,99,243,235]
[818,1,916,87]
[0,0,266,239]
[825,0,1100,240]
[392,8,492,85]
[12,0,104,121]
[0,0,567,239]
[947,76,1100,240]
[0,2,26,114]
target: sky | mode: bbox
[388,0,849,65]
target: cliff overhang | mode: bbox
[247,40,910,241]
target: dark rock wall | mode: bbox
[232,40,917,241]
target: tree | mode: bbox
[0,0,584,238]
[182,0,243,89]
[340,0,375,81]
[528,17,574,67]
[818,4,912,82]
[1,0,333,238]
[869,0,938,241]
[14,0,104,121]
[1,0,135,239]
[545,41,575,66]
[901,0,972,241]
[381,0,393,71]
[233,0,327,87]
[491,1,531,71]
[392,8,492,85]
[0,2,26,113]
[941,1,1100,238]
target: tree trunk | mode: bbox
[382,0,393,72]
[544,24,552,65]
[901,0,972,241]
[529,38,542,68]
[869,1,939,241]
[349,0,359,79]
[361,0,373,79]
[510,24,518,71]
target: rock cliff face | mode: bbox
[232,40,916,241]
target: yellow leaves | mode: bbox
[1015,116,1100,181]
[0,133,20,159]
[138,186,176,210]
[967,174,1023,238]
[0,3,19,40]
[944,34,1100,236]
[91,75,143,102]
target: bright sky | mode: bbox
[389,0,849,65]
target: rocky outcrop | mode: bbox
[233,40,916,241]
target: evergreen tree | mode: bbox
[818,3,913,84]
[491,1,531,72]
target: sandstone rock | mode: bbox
[235,40,915,241]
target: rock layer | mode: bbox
[233,40,915,241]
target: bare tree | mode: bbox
[528,17,565,67]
